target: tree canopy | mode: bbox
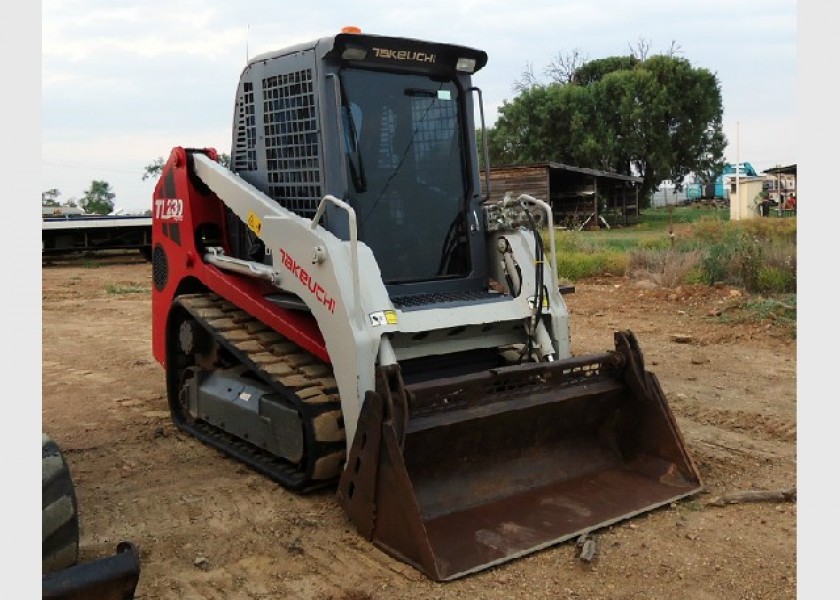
[42,189,61,207]
[79,180,116,215]
[143,152,231,181]
[487,50,726,200]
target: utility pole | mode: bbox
[735,121,741,220]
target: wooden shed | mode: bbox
[484,162,643,229]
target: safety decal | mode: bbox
[246,211,262,236]
[369,310,398,327]
[527,295,549,310]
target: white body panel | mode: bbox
[192,154,573,452]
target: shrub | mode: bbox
[756,266,795,294]
[700,242,730,285]
[627,249,703,288]
[688,216,727,244]
[728,231,765,291]
[692,222,795,293]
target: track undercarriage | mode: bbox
[166,293,346,492]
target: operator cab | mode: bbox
[329,33,491,302]
[229,31,491,303]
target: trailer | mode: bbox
[42,213,153,259]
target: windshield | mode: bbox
[339,68,470,284]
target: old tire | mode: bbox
[42,433,80,574]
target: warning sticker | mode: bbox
[369,310,398,327]
[246,211,262,236]
[527,295,549,310]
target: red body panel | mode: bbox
[150,147,329,368]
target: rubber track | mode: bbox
[172,293,346,493]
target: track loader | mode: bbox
[151,29,702,581]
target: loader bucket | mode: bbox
[337,330,702,581]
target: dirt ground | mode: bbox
[41,254,797,600]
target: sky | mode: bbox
[41,0,799,214]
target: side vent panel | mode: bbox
[262,69,322,218]
[232,82,257,172]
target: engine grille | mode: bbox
[262,69,321,217]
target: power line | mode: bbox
[42,160,145,176]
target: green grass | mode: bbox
[543,207,797,333]
[549,209,796,287]
[105,283,151,295]
[636,205,729,227]
[743,295,797,320]
[718,294,797,339]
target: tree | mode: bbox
[488,83,596,167]
[628,36,653,61]
[79,180,116,215]
[142,157,166,181]
[42,189,61,206]
[543,48,588,85]
[143,152,231,181]
[512,62,540,93]
[513,49,588,91]
[487,47,726,201]
[572,56,640,86]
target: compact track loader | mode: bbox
[151,29,702,581]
